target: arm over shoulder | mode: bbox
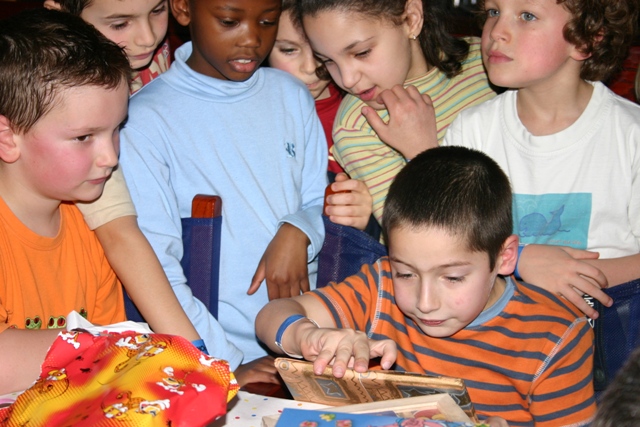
[75,167,136,230]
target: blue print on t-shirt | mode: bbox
[513,193,591,249]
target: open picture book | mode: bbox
[273,358,477,422]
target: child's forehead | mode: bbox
[389,225,475,254]
[195,0,282,10]
[37,83,128,125]
[82,0,166,15]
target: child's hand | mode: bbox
[361,84,437,159]
[297,326,397,378]
[233,355,280,387]
[247,223,310,300]
[324,174,373,230]
[518,244,612,317]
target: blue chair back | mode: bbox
[124,195,222,321]
[317,215,388,288]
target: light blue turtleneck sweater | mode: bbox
[120,42,327,369]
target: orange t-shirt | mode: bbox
[0,199,125,332]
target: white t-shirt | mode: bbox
[444,82,640,258]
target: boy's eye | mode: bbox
[520,12,537,21]
[394,272,414,280]
[220,19,238,27]
[486,9,499,18]
[445,276,464,283]
[74,134,92,143]
[260,19,277,26]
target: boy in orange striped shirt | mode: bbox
[257,146,595,426]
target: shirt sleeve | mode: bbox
[529,318,596,426]
[310,260,385,331]
[119,126,244,371]
[75,167,137,230]
[278,102,327,262]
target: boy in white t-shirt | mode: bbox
[443,0,639,316]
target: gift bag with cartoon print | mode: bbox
[0,329,238,427]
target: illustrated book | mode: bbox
[274,358,477,422]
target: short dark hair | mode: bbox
[294,0,470,78]
[592,347,640,427]
[0,8,130,134]
[382,146,513,270]
[478,0,639,82]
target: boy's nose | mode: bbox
[416,284,440,314]
[488,16,510,42]
[238,23,261,48]
[97,138,119,169]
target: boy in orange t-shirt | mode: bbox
[0,9,130,394]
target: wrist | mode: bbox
[274,314,319,358]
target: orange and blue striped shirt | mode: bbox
[310,257,596,426]
[332,38,495,224]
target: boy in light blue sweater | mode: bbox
[119,0,327,386]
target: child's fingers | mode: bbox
[361,105,388,139]
[562,289,599,319]
[563,246,601,260]
[313,348,337,376]
[572,258,608,290]
[247,259,266,295]
[299,276,310,295]
[333,172,349,183]
[330,336,370,377]
[330,179,363,193]
[370,339,397,370]
[327,190,368,207]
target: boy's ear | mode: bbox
[497,234,519,276]
[571,31,602,62]
[403,0,424,40]
[0,115,20,163]
[170,0,191,27]
[43,0,62,11]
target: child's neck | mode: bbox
[516,78,593,137]
[0,169,61,237]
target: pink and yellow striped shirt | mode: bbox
[332,38,495,224]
